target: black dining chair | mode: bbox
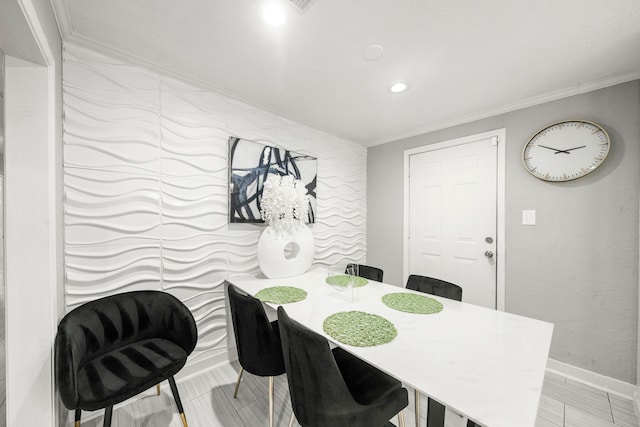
[405,274,463,302]
[406,274,463,427]
[54,290,197,427]
[345,263,384,282]
[277,306,408,427]
[425,399,480,427]
[227,283,286,427]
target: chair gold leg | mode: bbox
[168,376,188,427]
[398,409,406,427]
[288,411,295,427]
[157,383,161,396]
[180,412,188,427]
[269,376,275,427]
[233,367,244,398]
[74,422,80,427]
[414,389,421,427]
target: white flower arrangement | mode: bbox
[260,174,310,232]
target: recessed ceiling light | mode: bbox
[262,2,286,26]
[364,44,384,61]
[389,81,409,94]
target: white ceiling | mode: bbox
[53,0,640,146]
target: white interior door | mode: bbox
[408,136,497,308]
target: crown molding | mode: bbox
[50,0,73,41]
[367,72,640,147]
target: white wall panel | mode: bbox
[64,169,162,244]
[313,132,367,267]
[227,98,276,143]
[65,240,162,307]
[159,76,237,365]
[63,43,367,370]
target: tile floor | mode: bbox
[66,361,638,427]
[537,371,638,427]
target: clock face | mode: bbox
[522,120,610,182]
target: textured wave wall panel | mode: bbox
[64,46,160,176]
[312,133,367,267]
[226,229,262,277]
[158,77,232,364]
[65,240,162,308]
[63,42,367,371]
[65,169,162,244]
[63,43,164,310]
[227,98,277,143]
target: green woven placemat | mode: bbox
[255,286,307,304]
[382,292,444,314]
[325,275,368,288]
[323,311,397,347]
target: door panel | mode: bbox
[409,137,497,308]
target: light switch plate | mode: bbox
[522,210,536,225]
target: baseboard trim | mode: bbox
[546,358,636,399]
[633,387,640,424]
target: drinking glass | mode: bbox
[345,264,358,302]
[327,267,348,292]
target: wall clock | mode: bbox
[522,120,610,182]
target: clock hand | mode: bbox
[538,145,571,154]
[561,145,586,153]
[538,145,587,154]
[550,145,587,154]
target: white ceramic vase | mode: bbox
[257,221,315,279]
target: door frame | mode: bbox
[403,128,506,311]
[3,1,63,425]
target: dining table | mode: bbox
[229,265,553,427]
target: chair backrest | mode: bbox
[346,263,384,282]
[277,306,356,426]
[54,290,197,409]
[227,283,285,376]
[406,275,463,301]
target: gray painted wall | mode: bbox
[367,80,640,383]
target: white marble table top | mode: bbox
[229,266,553,427]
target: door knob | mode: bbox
[484,251,494,258]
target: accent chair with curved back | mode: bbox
[405,274,466,427]
[345,263,384,282]
[227,283,286,427]
[277,306,408,427]
[54,290,198,427]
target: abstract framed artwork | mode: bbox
[228,136,317,224]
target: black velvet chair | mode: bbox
[227,283,286,427]
[54,290,197,427]
[277,306,408,427]
[346,263,384,282]
[405,274,463,427]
